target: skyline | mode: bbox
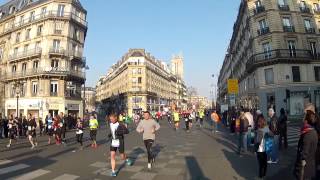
[0,0,241,98]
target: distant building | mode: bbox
[218,0,320,116]
[81,87,96,113]
[96,49,187,116]
[188,96,211,110]
[171,54,184,80]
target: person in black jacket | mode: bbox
[107,113,132,177]
[279,108,288,149]
[0,113,3,139]
[294,104,318,180]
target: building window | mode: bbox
[22,63,27,72]
[315,66,320,81]
[304,19,314,33]
[53,39,60,50]
[51,60,59,68]
[255,0,262,7]
[9,6,15,14]
[19,15,24,25]
[41,7,47,17]
[54,22,63,34]
[314,3,320,12]
[278,0,287,6]
[29,11,35,22]
[33,61,39,69]
[16,32,20,43]
[12,65,16,72]
[282,17,294,32]
[35,41,41,51]
[32,82,38,95]
[262,42,272,59]
[23,44,29,53]
[0,47,3,60]
[264,68,274,85]
[292,66,301,82]
[73,28,80,40]
[310,42,317,56]
[37,25,43,36]
[138,68,142,74]
[288,40,296,57]
[25,29,31,40]
[50,81,58,96]
[57,4,65,17]
[13,47,18,55]
[138,77,142,84]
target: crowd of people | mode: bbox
[217,104,320,180]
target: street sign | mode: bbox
[228,79,239,94]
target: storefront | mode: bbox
[67,104,80,117]
[289,91,308,116]
[315,90,320,113]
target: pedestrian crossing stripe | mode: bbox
[11,169,50,180]
[0,159,13,165]
[52,174,79,180]
[0,164,30,175]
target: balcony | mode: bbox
[305,27,316,34]
[69,50,86,63]
[257,27,270,36]
[300,7,310,13]
[1,11,87,36]
[283,25,295,32]
[8,48,42,62]
[278,4,290,11]
[49,48,66,57]
[50,92,58,97]
[2,67,85,81]
[253,6,265,15]
[246,49,320,73]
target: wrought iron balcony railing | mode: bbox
[8,48,42,62]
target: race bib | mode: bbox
[8,124,12,129]
[76,130,83,134]
[48,125,52,129]
[59,123,63,127]
[28,126,32,131]
[111,139,120,147]
[185,118,188,122]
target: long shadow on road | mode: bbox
[185,156,210,180]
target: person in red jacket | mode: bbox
[53,116,62,145]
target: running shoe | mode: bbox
[111,171,117,177]
[147,163,152,170]
[126,159,133,166]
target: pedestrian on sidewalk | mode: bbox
[27,113,38,149]
[59,112,67,145]
[136,111,160,170]
[294,104,318,180]
[89,115,99,148]
[238,110,249,154]
[0,113,3,139]
[46,113,54,145]
[108,113,132,177]
[268,108,280,164]
[279,108,288,149]
[255,115,270,179]
[76,117,84,150]
[211,110,220,134]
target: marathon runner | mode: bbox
[46,113,54,145]
[136,111,160,169]
[108,113,132,177]
[89,115,99,148]
[27,113,38,149]
[6,115,17,148]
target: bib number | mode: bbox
[111,139,120,147]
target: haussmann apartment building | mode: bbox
[218,0,320,116]
[0,0,87,120]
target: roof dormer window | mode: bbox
[9,6,16,14]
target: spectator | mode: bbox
[294,104,318,180]
[3,116,8,138]
[268,108,280,164]
[279,108,288,149]
[238,110,249,154]
[255,115,270,178]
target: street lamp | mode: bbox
[83,65,89,116]
[13,81,23,118]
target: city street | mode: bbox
[0,118,301,180]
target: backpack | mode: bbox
[264,133,273,154]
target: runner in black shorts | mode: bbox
[108,113,132,177]
[27,113,38,149]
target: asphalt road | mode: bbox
[0,118,300,180]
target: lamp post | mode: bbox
[83,65,89,117]
[13,81,22,118]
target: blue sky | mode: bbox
[0,0,240,98]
